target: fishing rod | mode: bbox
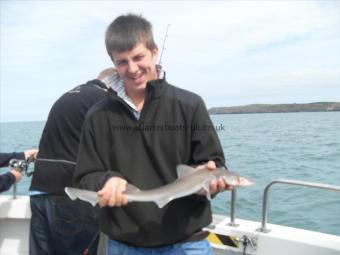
[9,157,76,177]
[158,24,170,66]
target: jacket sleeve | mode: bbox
[0,172,16,192]
[189,97,226,201]
[73,115,123,191]
[190,96,225,168]
[0,152,25,168]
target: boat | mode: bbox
[1,179,340,255]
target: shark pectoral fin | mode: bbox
[155,197,173,208]
[176,164,197,178]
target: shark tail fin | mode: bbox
[64,187,99,207]
[79,195,98,207]
[155,198,173,208]
[65,187,78,200]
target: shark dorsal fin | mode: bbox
[125,184,140,193]
[176,164,197,178]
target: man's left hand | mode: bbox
[197,160,233,194]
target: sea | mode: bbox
[1,112,339,236]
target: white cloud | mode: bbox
[1,1,340,121]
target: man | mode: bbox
[29,69,115,255]
[0,150,38,192]
[74,14,228,255]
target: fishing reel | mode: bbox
[9,156,35,177]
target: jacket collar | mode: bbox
[146,78,167,99]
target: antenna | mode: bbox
[158,24,170,66]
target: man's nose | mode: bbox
[127,61,138,73]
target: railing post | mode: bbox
[228,189,239,226]
[12,183,17,199]
[256,182,273,233]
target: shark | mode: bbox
[65,164,254,208]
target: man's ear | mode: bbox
[151,47,159,58]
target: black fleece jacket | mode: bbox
[29,80,108,194]
[74,78,225,247]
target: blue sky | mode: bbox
[1,1,340,122]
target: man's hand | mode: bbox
[10,169,22,183]
[197,160,233,194]
[97,177,128,207]
[24,149,38,160]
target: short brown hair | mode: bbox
[105,13,157,59]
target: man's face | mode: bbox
[112,43,158,96]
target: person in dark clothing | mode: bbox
[1,152,25,167]
[28,69,115,255]
[0,170,20,192]
[0,150,38,192]
[74,14,230,255]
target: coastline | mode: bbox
[208,102,340,114]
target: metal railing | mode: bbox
[12,183,18,199]
[256,179,340,233]
[228,189,239,226]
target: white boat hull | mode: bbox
[0,196,30,255]
[207,215,340,255]
[1,195,340,255]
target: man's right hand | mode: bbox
[10,169,22,183]
[97,177,128,207]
